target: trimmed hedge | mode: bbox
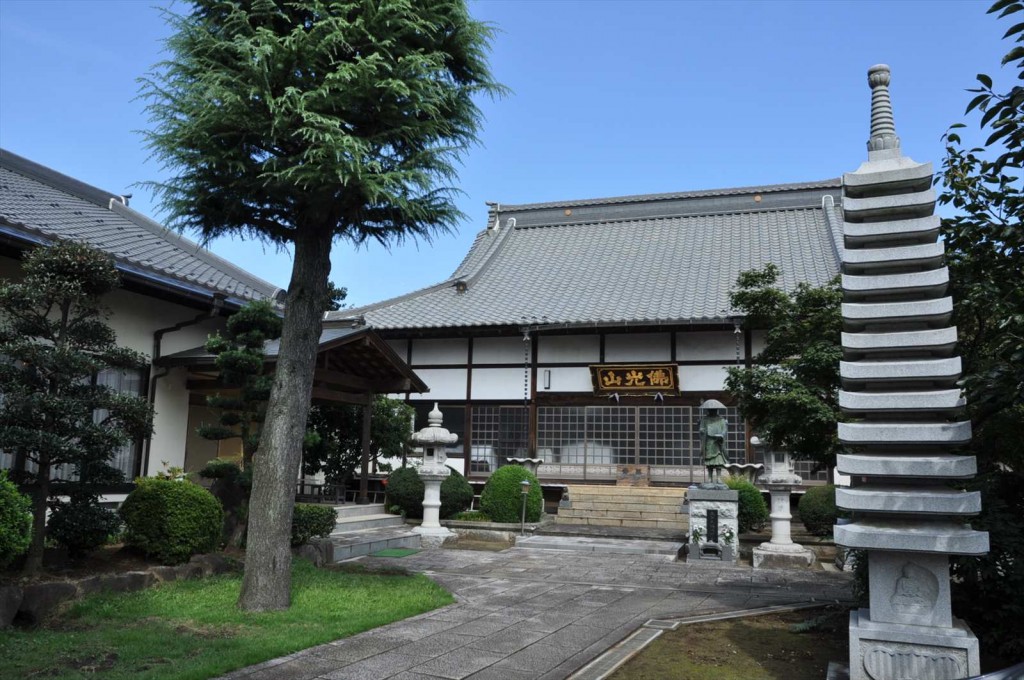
[120,478,223,564]
[47,497,120,558]
[480,465,542,523]
[386,466,474,520]
[799,484,838,536]
[0,470,32,567]
[725,476,769,533]
[441,469,474,519]
[291,503,336,546]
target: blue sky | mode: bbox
[0,0,1008,307]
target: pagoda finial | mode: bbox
[867,64,900,155]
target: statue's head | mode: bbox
[699,398,727,417]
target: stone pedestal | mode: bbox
[753,483,815,569]
[412,469,454,547]
[684,488,739,564]
[506,457,544,475]
[848,608,979,680]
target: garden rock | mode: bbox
[188,553,236,576]
[149,566,180,582]
[19,582,77,624]
[0,585,22,627]
[295,542,327,567]
[79,571,155,596]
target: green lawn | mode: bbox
[0,559,453,680]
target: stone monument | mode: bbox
[750,437,815,569]
[698,398,729,489]
[834,65,989,680]
[410,403,457,547]
[682,399,739,564]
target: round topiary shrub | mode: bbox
[480,465,542,523]
[0,470,32,568]
[799,484,838,536]
[291,503,337,546]
[441,469,473,519]
[120,477,223,564]
[386,466,425,519]
[47,497,120,558]
[725,477,769,533]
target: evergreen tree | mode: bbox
[140,0,503,610]
[0,242,153,574]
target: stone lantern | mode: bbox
[410,403,457,546]
[751,436,815,569]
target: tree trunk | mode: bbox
[22,464,50,576]
[238,230,332,611]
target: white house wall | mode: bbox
[473,337,526,364]
[540,367,593,392]
[471,368,532,400]
[537,335,599,363]
[678,364,732,392]
[410,368,467,400]
[677,330,744,361]
[605,332,671,362]
[411,338,468,364]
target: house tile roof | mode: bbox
[329,180,844,330]
[0,149,280,307]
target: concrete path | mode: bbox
[219,545,853,680]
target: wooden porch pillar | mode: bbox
[357,394,373,505]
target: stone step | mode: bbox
[558,508,685,522]
[513,534,684,556]
[567,498,683,510]
[332,513,406,533]
[554,516,687,530]
[334,503,388,520]
[566,485,687,497]
[326,526,420,562]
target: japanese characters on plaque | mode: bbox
[589,364,679,395]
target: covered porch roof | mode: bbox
[159,325,428,403]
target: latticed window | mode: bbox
[470,405,527,474]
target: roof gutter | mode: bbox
[140,294,225,477]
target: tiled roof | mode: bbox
[0,149,279,306]
[329,180,844,330]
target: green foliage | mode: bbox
[939,2,1024,660]
[725,265,843,472]
[798,485,839,537]
[304,397,415,485]
[724,477,769,533]
[46,497,120,558]
[0,242,154,573]
[0,470,32,567]
[951,469,1024,661]
[385,466,424,519]
[480,466,543,523]
[199,300,282,467]
[120,478,223,564]
[441,469,474,519]
[291,504,336,546]
[451,510,490,522]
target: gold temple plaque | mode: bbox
[589,364,678,395]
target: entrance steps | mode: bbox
[515,534,683,556]
[325,503,419,561]
[556,484,690,531]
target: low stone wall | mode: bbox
[441,519,540,546]
[0,553,239,628]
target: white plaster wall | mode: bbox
[105,288,226,356]
[410,368,467,400]
[470,368,531,400]
[148,367,191,474]
[678,364,731,392]
[677,331,741,361]
[411,338,468,365]
[473,337,527,364]
[605,333,671,362]
[386,338,409,360]
[541,367,593,393]
[538,335,599,363]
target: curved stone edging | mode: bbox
[0,552,239,628]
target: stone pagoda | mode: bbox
[835,64,989,679]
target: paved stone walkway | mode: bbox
[220,546,853,680]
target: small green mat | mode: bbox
[370,548,419,558]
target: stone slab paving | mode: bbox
[219,546,853,680]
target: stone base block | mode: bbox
[848,609,979,680]
[825,661,850,680]
[413,526,455,548]
[752,543,815,569]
